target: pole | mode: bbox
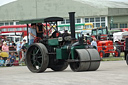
[27,24,29,43]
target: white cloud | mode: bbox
[0,0,17,6]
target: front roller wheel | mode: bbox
[26,43,49,73]
[86,49,101,71]
[70,49,101,72]
[51,60,68,71]
[70,49,91,72]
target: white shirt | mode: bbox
[91,41,97,47]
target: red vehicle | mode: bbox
[91,27,120,58]
[0,25,29,37]
[113,28,128,52]
[98,40,120,58]
[121,28,128,32]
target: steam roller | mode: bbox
[19,12,101,73]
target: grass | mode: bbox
[102,52,125,61]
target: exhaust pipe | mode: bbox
[69,12,76,40]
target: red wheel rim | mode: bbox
[100,52,103,58]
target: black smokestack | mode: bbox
[69,12,75,40]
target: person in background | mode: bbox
[16,41,23,60]
[2,42,9,54]
[0,57,4,66]
[36,23,44,38]
[29,23,37,45]
[20,39,28,63]
[5,57,11,67]
[1,42,9,61]
[0,50,9,62]
[8,52,16,64]
[91,37,97,49]
[12,41,16,47]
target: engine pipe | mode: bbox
[69,12,76,40]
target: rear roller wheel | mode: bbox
[51,60,68,71]
[26,43,49,73]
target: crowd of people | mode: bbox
[0,23,44,67]
[0,39,28,67]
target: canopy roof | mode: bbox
[18,17,64,24]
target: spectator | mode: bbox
[20,39,28,63]
[0,57,4,66]
[91,37,97,49]
[29,23,37,45]
[8,52,16,64]
[16,41,23,60]
[2,42,9,54]
[5,57,11,67]
[11,41,16,47]
[0,50,9,62]
[36,23,44,38]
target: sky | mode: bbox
[0,0,17,6]
[0,0,127,6]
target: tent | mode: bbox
[113,32,128,42]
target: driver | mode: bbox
[36,23,44,38]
